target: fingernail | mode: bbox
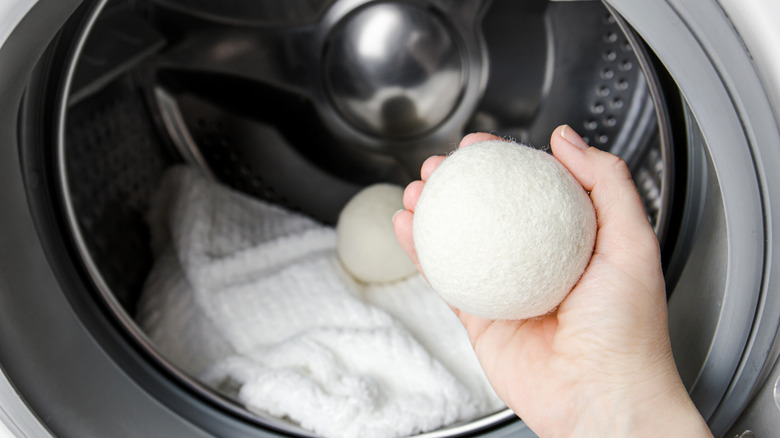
[392,209,405,223]
[561,125,589,150]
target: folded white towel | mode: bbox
[137,166,503,438]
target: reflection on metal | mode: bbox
[154,87,215,179]
[608,5,674,241]
[775,373,780,412]
[323,2,465,139]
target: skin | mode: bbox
[393,125,713,437]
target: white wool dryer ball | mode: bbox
[337,183,417,283]
[413,140,597,320]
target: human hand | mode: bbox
[393,126,712,437]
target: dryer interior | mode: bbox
[25,0,697,435]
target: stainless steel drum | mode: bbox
[57,1,674,435]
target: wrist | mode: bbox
[564,374,712,438]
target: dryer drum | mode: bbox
[26,0,678,436]
[60,0,675,309]
[8,0,779,437]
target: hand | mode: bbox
[393,126,712,437]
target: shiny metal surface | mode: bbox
[146,0,667,224]
[775,375,780,411]
[0,366,52,438]
[323,2,464,139]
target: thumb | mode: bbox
[550,125,660,269]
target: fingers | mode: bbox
[549,125,659,263]
[403,180,424,211]
[455,309,495,348]
[460,132,503,148]
[422,133,502,180]
[421,156,446,181]
[392,210,422,274]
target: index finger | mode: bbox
[459,132,503,148]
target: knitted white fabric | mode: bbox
[337,183,417,284]
[136,166,503,438]
[363,275,501,409]
[413,140,597,320]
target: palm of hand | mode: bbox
[457,249,670,436]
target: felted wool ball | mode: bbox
[413,140,597,320]
[337,183,417,284]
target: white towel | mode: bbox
[363,277,502,412]
[136,166,503,438]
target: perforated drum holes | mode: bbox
[580,11,649,156]
[65,76,170,311]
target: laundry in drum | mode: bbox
[136,166,504,438]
